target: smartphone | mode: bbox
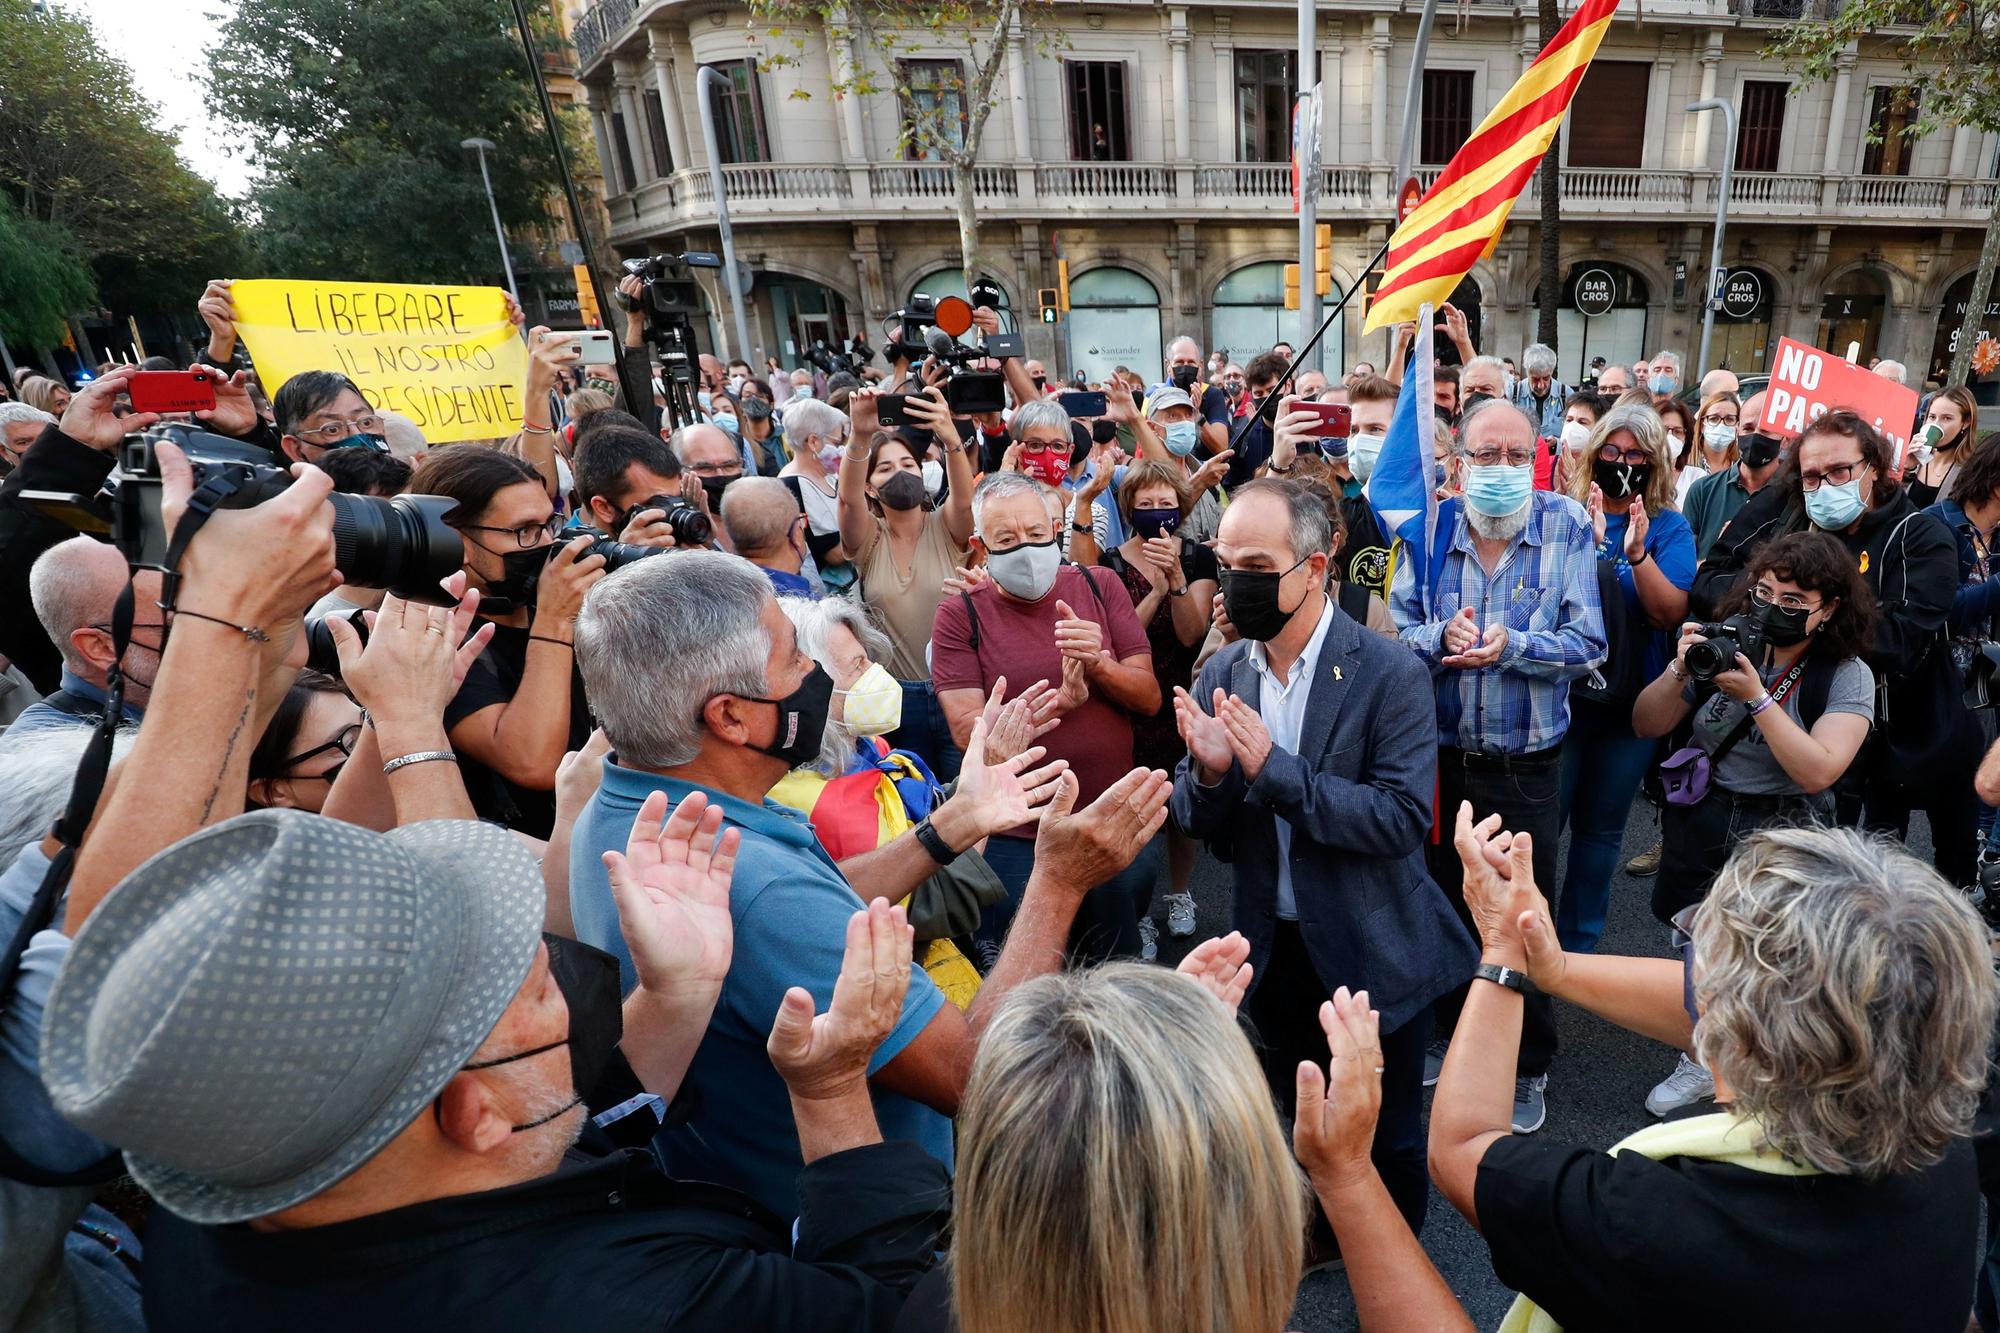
[875,393,913,426]
[126,370,218,414]
[548,329,619,367]
[1298,401,1351,438]
[1058,390,1107,418]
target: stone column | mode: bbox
[1167,7,1191,161]
[1319,20,1344,167]
[1689,35,1722,169]
[646,28,690,172]
[1369,17,1390,167]
[1821,46,1857,175]
[1642,38,1678,171]
[1214,14,1236,160]
[585,84,621,193]
[1004,16,1033,160]
[826,14,869,163]
[615,73,651,181]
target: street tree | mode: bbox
[209,0,577,285]
[1770,4,2000,385]
[0,0,244,320]
[0,209,97,352]
[748,1,1067,289]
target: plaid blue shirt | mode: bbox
[1390,491,1607,753]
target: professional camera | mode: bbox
[1683,613,1768,683]
[22,424,464,601]
[619,492,712,547]
[801,338,863,377]
[560,519,675,571]
[616,250,723,311]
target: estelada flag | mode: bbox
[1363,0,1620,332]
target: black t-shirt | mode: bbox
[1473,1111,1980,1331]
[1338,493,1390,597]
[1196,384,1232,429]
[443,623,592,838]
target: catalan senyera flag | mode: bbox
[1364,0,1621,332]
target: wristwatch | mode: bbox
[911,816,961,865]
[1473,961,1532,994]
[1072,521,1094,535]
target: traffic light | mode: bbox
[1056,259,1071,312]
[1283,263,1300,311]
[1037,287,1059,324]
[1314,223,1333,296]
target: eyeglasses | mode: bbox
[1461,449,1538,468]
[1597,444,1652,465]
[1799,457,1867,491]
[1750,584,1819,614]
[1702,414,1739,427]
[283,721,365,782]
[1020,438,1070,451]
[294,413,383,444]
[460,513,564,548]
[683,459,743,477]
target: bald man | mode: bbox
[1697,368,1739,402]
[5,537,164,744]
[720,476,816,598]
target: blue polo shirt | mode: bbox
[568,760,951,1219]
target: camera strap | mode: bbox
[1706,658,1808,769]
[0,488,236,1186]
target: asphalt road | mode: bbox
[1151,798,1940,1332]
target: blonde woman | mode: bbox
[1677,391,1741,506]
[1436,814,1995,1330]
[1555,402,1695,955]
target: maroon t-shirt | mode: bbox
[931,563,1152,835]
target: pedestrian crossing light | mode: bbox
[1037,287,1059,323]
[1283,263,1300,311]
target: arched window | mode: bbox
[1533,263,1651,384]
[907,268,1010,310]
[1067,267,1162,385]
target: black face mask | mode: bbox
[1738,433,1783,469]
[1170,364,1199,390]
[1758,599,1814,647]
[701,473,739,511]
[1254,392,1281,425]
[1219,555,1310,642]
[1090,418,1120,446]
[453,933,623,1133]
[877,470,927,511]
[739,663,835,767]
[1593,458,1652,502]
[1031,376,1047,392]
[483,544,551,616]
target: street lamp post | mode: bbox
[1686,98,1740,385]
[461,137,521,308]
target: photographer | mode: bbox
[424,445,605,836]
[573,423,700,549]
[1691,410,1969,888]
[1632,531,1876,1115]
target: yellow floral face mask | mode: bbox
[836,662,904,736]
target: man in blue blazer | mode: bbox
[1170,479,1477,1246]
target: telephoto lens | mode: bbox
[328,493,464,604]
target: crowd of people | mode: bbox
[1,271,1998,1333]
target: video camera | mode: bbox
[617,250,723,312]
[22,424,464,601]
[1683,613,1768,683]
[802,338,863,377]
[890,294,1008,415]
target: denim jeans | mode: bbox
[977,832,1159,965]
[1555,700,1659,953]
[887,678,963,784]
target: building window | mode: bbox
[1736,80,1788,172]
[1567,61,1648,168]
[704,59,770,164]
[642,89,672,176]
[1862,85,1919,176]
[1419,70,1475,166]
[1066,62,1129,161]
[1234,50,1296,163]
[609,109,638,192]
[900,59,967,161]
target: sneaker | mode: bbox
[1512,1075,1548,1133]
[1422,1037,1450,1088]
[977,938,1002,974]
[1137,916,1160,962]
[1645,1052,1715,1117]
[1163,892,1198,938]
[1625,840,1662,877]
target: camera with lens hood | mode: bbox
[22,424,465,602]
[1683,613,1767,683]
[617,492,711,548]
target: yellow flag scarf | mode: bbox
[1498,1111,1818,1333]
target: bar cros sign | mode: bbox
[1573,268,1616,317]
[1720,270,1762,319]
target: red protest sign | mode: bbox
[1760,336,1922,464]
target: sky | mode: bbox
[65,0,253,198]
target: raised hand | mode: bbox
[60,366,161,450]
[940,562,990,598]
[331,591,492,724]
[197,278,238,360]
[1057,651,1090,713]
[1210,589,1239,643]
[1173,685,1233,780]
[1053,599,1104,668]
[1218,694,1274,782]
[1440,606,1480,657]
[1450,801,1546,963]
[193,367,261,437]
[978,675,1062,765]
[1030,766,1172,895]
[1294,986,1384,1189]
[1176,931,1253,1011]
[1623,497,1650,563]
[954,702,1071,834]
[1587,483,1608,548]
[605,789,741,997]
[767,898,912,1101]
[1188,449,1235,494]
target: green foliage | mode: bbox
[1766,0,2000,137]
[209,0,570,285]
[0,207,97,348]
[0,0,247,315]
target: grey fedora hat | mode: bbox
[40,809,544,1224]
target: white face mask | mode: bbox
[984,538,1062,601]
[1347,431,1386,484]
[1560,420,1593,453]
[1703,422,1737,453]
[834,661,904,735]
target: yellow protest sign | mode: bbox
[231,279,528,444]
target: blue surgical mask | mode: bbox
[697,390,713,412]
[1804,475,1867,531]
[1647,373,1678,396]
[1462,461,1534,517]
[792,386,814,400]
[1162,421,1200,457]
[324,432,387,452]
[711,411,739,436]
[1347,432,1385,484]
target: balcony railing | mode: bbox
[1529,168,1692,207]
[868,163,1019,200]
[1034,163,1174,199]
[572,0,635,69]
[1728,172,1822,206]
[1836,175,1950,209]
[1968,181,2000,213]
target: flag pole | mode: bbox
[1297,0,1320,372]
[1227,234,1392,459]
